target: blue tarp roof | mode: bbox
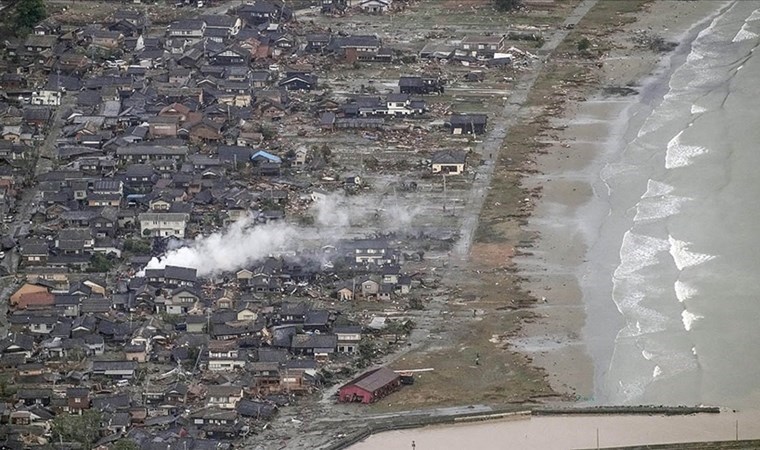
[251,150,282,164]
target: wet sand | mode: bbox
[351,410,760,450]
[513,0,727,402]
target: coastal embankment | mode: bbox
[334,405,720,450]
[347,406,760,450]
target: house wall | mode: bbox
[126,351,147,362]
[432,163,465,175]
[208,360,245,371]
[339,385,372,403]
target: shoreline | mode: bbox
[514,0,729,403]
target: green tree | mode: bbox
[112,440,139,450]
[577,37,591,52]
[494,0,521,12]
[51,410,102,449]
[356,338,375,368]
[88,253,114,273]
[14,0,46,34]
[123,238,151,254]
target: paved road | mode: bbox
[452,0,599,261]
[1,92,74,277]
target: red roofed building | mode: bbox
[10,283,54,310]
[338,367,401,404]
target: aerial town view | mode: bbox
[0,0,759,448]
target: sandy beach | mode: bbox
[514,0,727,402]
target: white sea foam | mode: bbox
[641,180,674,199]
[668,236,716,270]
[681,310,703,331]
[653,365,663,379]
[732,23,758,43]
[674,280,698,303]
[614,232,670,277]
[691,104,708,114]
[686,49,705,63]
[665,130,709,169]
[617,377,648,404]
[748,9,760,22]
[642,350,654,360]
[615,289,670,336]
[634,195,690,222]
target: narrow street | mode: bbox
[0,93,73,284]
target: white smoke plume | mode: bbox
[141,192,421,277]
[143,217,298,277]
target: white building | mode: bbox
[138,212,189,238]
[31,90,62,106]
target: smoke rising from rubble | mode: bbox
[142,192,422,277]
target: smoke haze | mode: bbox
[142,192,420,277]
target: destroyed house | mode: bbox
[357,0,393,13]
[91,360,138,379]
[237,1,292,25]
[116,145,189,163]
[279,71,318,91]
[431,150,467,175]
[275,302,308,324]
[189,408,242,439]
[291,334,337,357]
[329,35,386,62]
[460,34,505,57]
[448,113,488,135]
[398,76,445,95]
[305,34,331,52]
[347,239,396,265]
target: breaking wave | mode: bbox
[614,232,670,277]
[674,280,698,303]
[668,235,716,271]
[641,179,675,198]
[665,130,709,169]
[681,310,703,331]
[733,23,759,43]
[691,104,708,114]
[634,195,690,222]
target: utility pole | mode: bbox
[442,173,447,213]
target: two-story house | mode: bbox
[138,212,189,238]
[207,340,246,371]
[206,385,243,410]
[167,19,206,43]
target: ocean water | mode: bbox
[589,1,760,407]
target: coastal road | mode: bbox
[452,0,599,260]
